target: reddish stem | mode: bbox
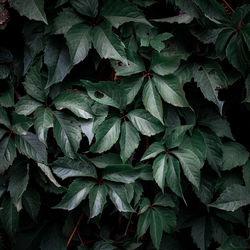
[149,205,154,210]
[165,150,169,155]
[77,231,85,245]
[237,20,243,33]
[97,179,103,185]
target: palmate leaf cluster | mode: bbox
[0,0,250,249]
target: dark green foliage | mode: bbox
[0,0,250,249]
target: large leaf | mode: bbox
[150,52,180,76]
[127,109,165,136]
[0,106,11,128]
[112,50,145,76]
[81,80,127,110]
[153,154,167,192]
[89,184,108,218]
[143,78,164,124]
[11,0,47,24]
[106,182,134,212]
[210,185,250,212]
[8,163,29,206]
[120,121,140,163]
[193,62,227,113]
[70,0,98,17]
[0,196,19,237]
[154,74,189,108]
[172,148,202,188]
[101,0,151,28]
[102,165,139,184]
[221,142,249,171]
[22,59,49,102]
[53,90,93,119]
[141,142,165,161]
[34,107,53,145]
[137,209,151,238]
[11,113,33,136]
[65,24,92,65]
[15,132,47,164]
[91,21,127,64]
[22,189,41,221]
[44,37,72,88]
[0,136,16,172]
[0,81,14,108]
[90,117,121,153]
[150,210,163,250]
[200,128,223,175]
[15,95,42,116]
[166,155,183,198]
[54,179,95,210]
[51,156,97,180]
[53,111,81,159]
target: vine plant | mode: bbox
[0,0,250,249]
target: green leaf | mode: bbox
[65,24,92,65]
[137,210,151,237]
[127,109,164,136]
[120,121,140,163]
[8,163,29,206]
[37,163,61,188]
[52,8,82,35]
[221,142,249,171]
[112,50,145,76]
[152,14,193,24]
[90,117,121,153]
[166,155,183,198]
[11,0,47,24]
[150,33,173,52]
[200,128,223,175]
[44,37,72,88]
[193,62,227,113]
[82,80,127,110]
[0,65,10,79]
[91,21,127,64]
[242,160,250,188]
[141,142,165,161]
[120,76,144,105]
[22,59,49,102]
[22,189,41,221]
[210,185,250,212]
[198,108,234,139]
[0,136,16,172]
[15,95,42,116]
[0,81,14,108]
[101,0,151,28]
[106,182,134,212]
[11,112,33,136]
[0,128,7,140]
[218,235,249,250]
[191,217,212,250]
[172,148,202,188]
[226,34,248,75]
[154,74,189,108]
[103,165,139,184]
[150,210,163,250]
[80,119,94,145]
[143,78,164,124]
[0,106,11,128]
[53,111,81,159]
[90,153,122,169]
[164,125,193,149]
[153,154,167,192]
[34,107,53,145]
[89,184,108,218]
[0,196,19,237]
[150,52,180,76]
[215,28,234,54]
[15,132,47,164]
[53,90,93,119]
[70,0,98,17]
[153,193,175,208]
[54,179,95,210]
[51,156,97,180]
[241,24,250,51]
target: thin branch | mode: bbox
[222,0,235,13]
[67,213,84,247]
